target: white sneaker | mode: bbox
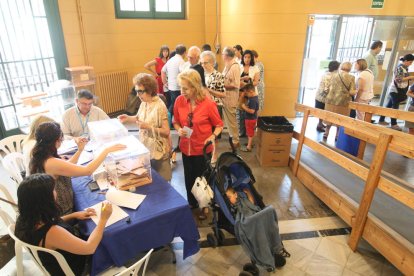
[390,125,402,131]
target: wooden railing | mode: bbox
[292,103,414,274]
[348,102,414,159]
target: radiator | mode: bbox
[95,71,130,114]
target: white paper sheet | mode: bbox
[58,139,77,155]
[89,202,129,227]
[106,188,146,209]
[183,126,193,138]
[96,177,109,191]
[77,151,94,165]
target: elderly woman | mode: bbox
[354,59,374,120]
[173,69,223,219]
[323,61,357,140]
[314,61,340,132]
[379,54,414,130]
[200,50,225,163]
[118,73,172,181]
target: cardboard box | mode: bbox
[257,129,292,147]
[256,129,292,167]
[256,143,291,167]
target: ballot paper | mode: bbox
[89,202,129,227]
[77,151,94,165]
[57,139,77,155]
[96,177,109,190]
[106,188,146,209]
[182,126,193,138]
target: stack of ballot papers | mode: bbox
[89,188,146,227]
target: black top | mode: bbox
[245,96,259,120]
[190,64,206,87]
[26,221,87,276]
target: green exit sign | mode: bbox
[371,0,384,9]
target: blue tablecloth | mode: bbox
[72,170,200,275]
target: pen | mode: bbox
[98,191,107,194]
[101,202,106,212]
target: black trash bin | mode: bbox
[256,116,293,167]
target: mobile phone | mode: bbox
[88,181,99,192]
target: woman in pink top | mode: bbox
[354,59,374,120]
[144,45,170,95]
[173,69,223,219]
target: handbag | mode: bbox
[139,100,170,160]
[191,176,214,209]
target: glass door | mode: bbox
[299,15,339,106]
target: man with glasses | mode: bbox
[61,89,109,139]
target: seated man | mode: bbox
[62,89,109,139]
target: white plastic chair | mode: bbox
[0,205,15,226]
[116,248,154,276]
[0,134,27,159]
[8,224,75,276]
[2,152,25,185]
[0,182,17,212]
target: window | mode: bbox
[0,0,68,137]
[115,0,185,19]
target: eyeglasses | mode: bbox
[135,89,147,95]
[187,112,193,128]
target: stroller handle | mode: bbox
[203,140,213,161]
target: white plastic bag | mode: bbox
[191,176,213,208]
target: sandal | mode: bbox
[240,146,252,152]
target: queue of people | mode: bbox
[315,40,414,138]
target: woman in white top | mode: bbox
[118,73,171,181]
[354,59,374,120]
[22,115,55,175]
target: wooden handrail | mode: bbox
[349,102,414,122]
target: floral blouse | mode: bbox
[205,70,225,106]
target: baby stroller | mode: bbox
[202,138,290,275]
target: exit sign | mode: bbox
[371,0,384,9]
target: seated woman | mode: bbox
[15,173,112,275]
[118,73,172,181]
[22,114,55,175]
[29,122,125,216]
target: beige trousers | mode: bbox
[222,105,239,144]
[356,99,370,120]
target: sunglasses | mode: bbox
[135,88,147,95]
[187,112,193,128]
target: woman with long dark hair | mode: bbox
[15,174,112,275]
[144,45,170,95]
[29,122,125,216]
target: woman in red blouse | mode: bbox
[144,45,170,95]
[173,69,223,219]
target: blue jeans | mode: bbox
[379,93,399,125]
[167,90,181,114]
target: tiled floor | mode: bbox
[0,125,405,275]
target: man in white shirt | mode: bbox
[161,44,186,113]
[363,40,383,79]
[61,89,109,139]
